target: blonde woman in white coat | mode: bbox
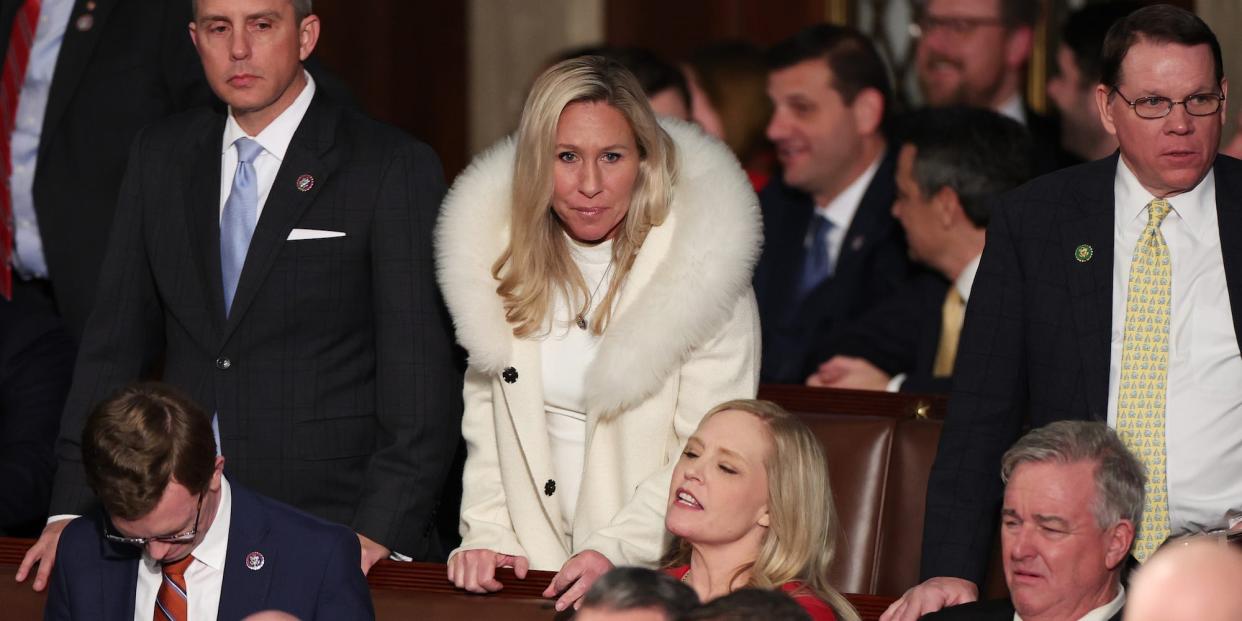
[438,56,761,611]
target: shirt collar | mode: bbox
[996,94,1027,126]
[189,476,232,571]
[815,150,885,229]
[139,476,232,572]
[1114,155,1214,238]
[221,70,317,162]
[956,253,982,303]
[1013,585,1125,621]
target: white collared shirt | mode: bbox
[811,151,885,270]
[218,71,317,220]
[1107,157,1242,534]
[886,253,981,392]
[996,93,1028,126]
[1013,585,1124,621]
[133,477,233,621]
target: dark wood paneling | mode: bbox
[311,2,468,177]
[605,0,828,61]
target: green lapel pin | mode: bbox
[1075,244,1094,263]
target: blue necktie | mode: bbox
[220,137,264,317]
[798,213,833,299]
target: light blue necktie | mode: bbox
[797,213,833,299]
[220,137,264,317]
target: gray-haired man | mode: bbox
[918,421,1141,621]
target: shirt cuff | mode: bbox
[886,373,907,393]
[47,514,79,524]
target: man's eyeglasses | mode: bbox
[104,494,204,546]
[1111,86,1225,119]
[909,14,1004,39]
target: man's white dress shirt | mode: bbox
[1107,157,1242,534]
[133,477,233,621]
[810,152,884,270]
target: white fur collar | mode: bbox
[435,119,761,413]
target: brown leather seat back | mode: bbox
[791,413,896,594]
[762,386,949,597]
[876,418,943,595]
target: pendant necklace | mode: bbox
[576,260,615,330]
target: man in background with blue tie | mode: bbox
[753,23,910,384]
[883,5,1242,620]
[19,0,461,590]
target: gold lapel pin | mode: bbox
[1075,244,1094,263]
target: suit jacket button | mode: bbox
[502,367,518,383]
[544,479,556,496]
[216,357,232,370]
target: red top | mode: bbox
[665,565,838,620]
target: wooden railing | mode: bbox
[2,537,895,620]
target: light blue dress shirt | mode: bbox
[8,0,73,279]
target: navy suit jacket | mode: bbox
[43,482,374,620]
[921,154,1242,585]
[831,270,953,395]
[754,150,911,383]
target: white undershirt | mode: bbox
[811,151,884,271]
[133,477,232,621]
[1107,158,1242,534]
[540,237,613,532]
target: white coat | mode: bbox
[435,120,762,570]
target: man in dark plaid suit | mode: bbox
[18,0,461,590]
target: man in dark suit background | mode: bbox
[807,107,1033,393]
[44,382,373,620]
[918,422,1136,621]
[0,285,73,537]
[755,23,910,384]
[19,0,461,591]
[913,0,1067,172]
[0,0,213,340]
[884,6,1242,619]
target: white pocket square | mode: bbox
[287,228,346,241]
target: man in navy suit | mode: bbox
[807,107,1033,394]
[755,23,910,383]
[44,382,373,620]
[884,6,1242,620]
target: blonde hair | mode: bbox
[494,55,678,337]
[664,399,861,621]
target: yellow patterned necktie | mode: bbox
[1116,198,1172,562]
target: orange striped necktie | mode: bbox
[154,554,195,621]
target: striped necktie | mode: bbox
[1116,198,1172,562]
[0,0,41,300]
[155,554,195,621]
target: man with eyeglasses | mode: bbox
[43,383,373,620]
[883,5,1242,620]
[913,0,1067,171]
